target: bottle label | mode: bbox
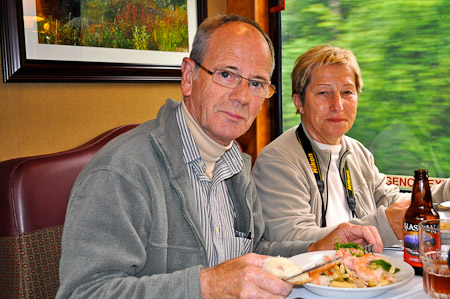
[403,222,421,267]
[403,222,440,268]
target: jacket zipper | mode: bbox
[150,137,209,267]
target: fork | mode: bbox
[363,243,374,254]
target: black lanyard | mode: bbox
[295,124,356,227]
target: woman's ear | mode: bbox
[181,58,195,97]
[293,94,304,114]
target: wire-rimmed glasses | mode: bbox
[194,60,275,98]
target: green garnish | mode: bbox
[334,241,365,257]
[335,240,363,250]
[370,259,400,274]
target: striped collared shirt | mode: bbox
[175,104,251,267]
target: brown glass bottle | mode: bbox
[403,169,439,276]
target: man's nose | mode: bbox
[230,78,252,104]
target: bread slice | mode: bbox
[263,256,311,285]
[286,272,311,285]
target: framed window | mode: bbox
[277,0,449,187]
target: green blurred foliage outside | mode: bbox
[282,0,450,178]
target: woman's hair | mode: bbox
[190,14,275,75]
[291,44,363,105]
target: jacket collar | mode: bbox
[148,99,254,243]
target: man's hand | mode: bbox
[386,200,410,240]
[308,222,383,253]
[200,253,292,298]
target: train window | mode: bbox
[280,0,449,188]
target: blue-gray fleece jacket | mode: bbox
[56,99,312,299]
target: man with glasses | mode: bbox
[57,14,382,299]
[193,60,276,98]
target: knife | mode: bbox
[283,256,341,281]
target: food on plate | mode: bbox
[263,256,312,285]
[308,246,400,288]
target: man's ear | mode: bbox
[293,94,304,114]
[181,58,195,97]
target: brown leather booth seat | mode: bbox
[0,124,138,298]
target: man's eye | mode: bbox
[250,81,264,88]
[218,70,234,80]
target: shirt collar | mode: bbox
[176,102,243,175]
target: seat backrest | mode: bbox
[0,124,138,298]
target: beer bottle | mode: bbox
[403,169,439,276]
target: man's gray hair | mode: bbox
[190,14,275,75]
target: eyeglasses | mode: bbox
[193,60,275,98]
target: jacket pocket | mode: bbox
[232,233,252,258]
[354,188,377,216]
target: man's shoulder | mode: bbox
[82,100,183,174]
[82,125,154,171]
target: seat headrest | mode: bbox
[0,124,139,237]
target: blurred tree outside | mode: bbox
[281,0,450,178]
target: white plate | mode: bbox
[289,250,415,299]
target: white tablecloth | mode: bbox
[438,210,450,219]
[287,249,428,299]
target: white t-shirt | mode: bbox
[313,141,352,227]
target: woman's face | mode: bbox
[294,64,359,145]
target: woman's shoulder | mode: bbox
[342,135,375,162]
[255,125,302,166]
[260,126,299,153]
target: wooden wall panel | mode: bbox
[227,0,272,164]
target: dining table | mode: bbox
[287,209,450,299]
